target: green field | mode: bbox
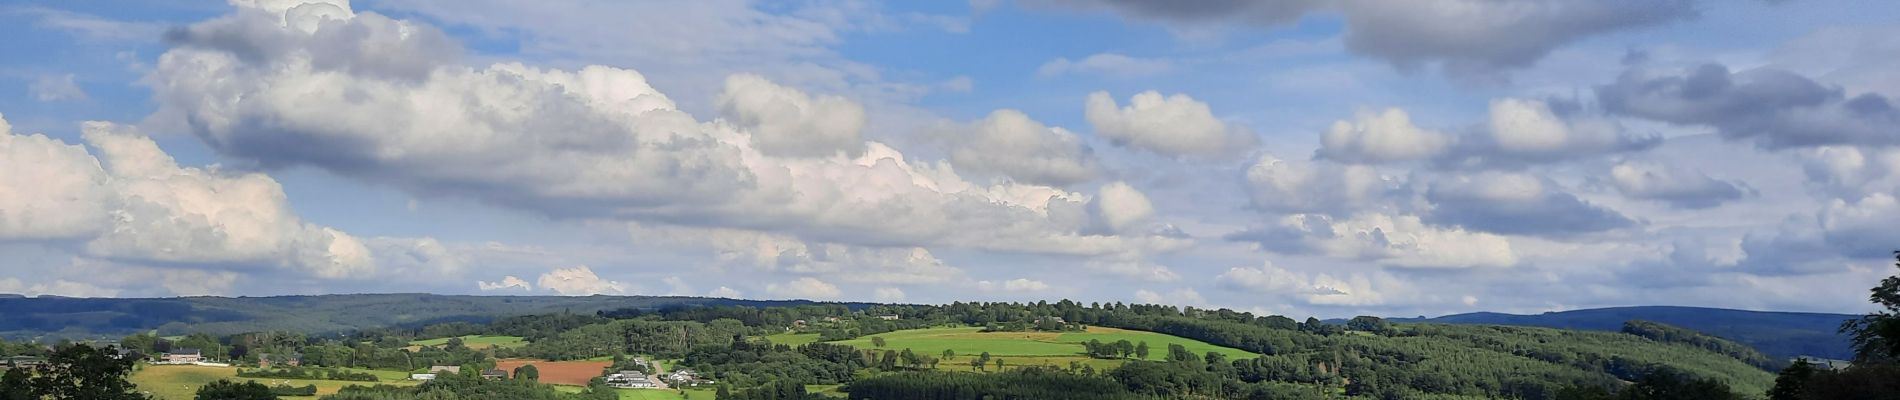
[553,386,720,399]
[408,335,527,350]
[129,365,418,400]
[828,326,1257,364]
[764,332,820,346]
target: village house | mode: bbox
[481,368,509,380]
[164,348,202,364]
[665,368,710,385]
[258,352,301,368]
[878,315,899,320]
[823,316,841,323]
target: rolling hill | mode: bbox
[0,294,875,341]
[1397,306,1859,360]
[2,293,1861,362]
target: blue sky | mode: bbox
[2,0,1897,318]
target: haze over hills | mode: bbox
[1394,306,1859,360]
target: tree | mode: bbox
[514,364,539,382]
[1842,251,1900,362]
[994,358,1004,371]
[1614,368,1739,400]
[716,384,731,399]
[871,336,887,348]
[1134,342,1149,359]
[1,368,33,400]
[194,379,276,400]
[942,349,954,360]
[1347,316,1391,334]
[29,344,150,400]
[1767,359,1813,400]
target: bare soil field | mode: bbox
[495,359,612,386]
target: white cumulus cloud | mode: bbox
[1085,90,1256,159]
[767,277,842,299]
[536,266,625,295]
[477,276,533,291]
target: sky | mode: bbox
[1,0,1897,319]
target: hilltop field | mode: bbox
[826,326,1255,372]
[407,335,526,350]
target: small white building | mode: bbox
[410,373,437,380]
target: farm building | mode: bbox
[429,365,461,374]
[164,348,202,364]
[605,370,657,388]
[482,368,508,380]
[410,373,436,380]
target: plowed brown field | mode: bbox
[495,359,611,386]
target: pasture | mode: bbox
[129,364,416,400]
[408,335,527,350]
[764,332,820,346]
[553,386,722,400]
[827,326,1257,363]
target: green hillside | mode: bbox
[831,326,1255,361]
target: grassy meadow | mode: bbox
[763,332,820,346]
[408,335,527,350]
[826,326,1258,371]
[129,364,418,400]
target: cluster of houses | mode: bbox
[790,314,898,328]
[256,352,302,368]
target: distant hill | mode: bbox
[0,293,874,342]
[1393,306,1859,360]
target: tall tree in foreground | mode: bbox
[26,344,150,400]
[1843,250,1900,362]
[1767,250,1900,400]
